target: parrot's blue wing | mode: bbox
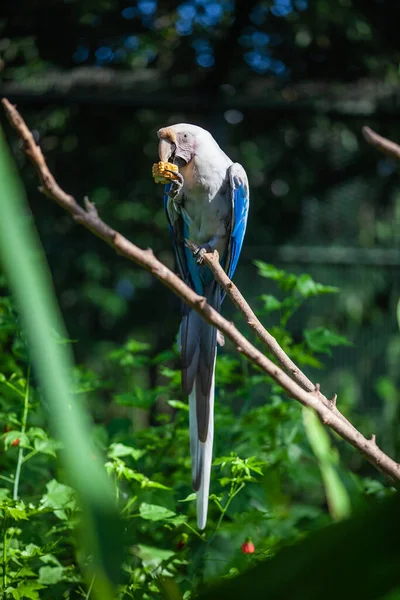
[226,163,250,282]
[163,184,205,295]
[164,183,187,279]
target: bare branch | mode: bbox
[2,97,400,485]
[187,241,359,436]
[186,240,315,393]
[362,126,400,161]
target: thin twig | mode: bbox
[362,126,400,161]
[2,97,400,485]
[85,574,95,600]
[13,365,30,500]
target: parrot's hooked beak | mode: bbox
[158,137,176,163]
[157,127,191,166]
[158,128,177,162]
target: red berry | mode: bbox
[11,438,20,447]
[241,540,255,554]
[176,533,188,551]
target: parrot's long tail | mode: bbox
[181,282,220,530]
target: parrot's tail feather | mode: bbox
[189,355,216,530]
[189,386,200,490]
[183,282,220,530]
[181,306,202,395]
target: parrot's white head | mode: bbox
[157,123,214,167]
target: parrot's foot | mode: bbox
[186,241,213,265]
[167,171,184,200]
[194,244,212,265]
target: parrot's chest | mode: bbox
[172,162,232,255]
[182,185,230,245]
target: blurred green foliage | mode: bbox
[0,127,124,599]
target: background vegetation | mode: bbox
[0,1,400,598]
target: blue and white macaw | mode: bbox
[157,123,249,529]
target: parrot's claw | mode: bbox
[167,171,184,199]
[185,239,213,264]
[193,244,213,265]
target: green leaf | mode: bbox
[142,479,171,490]
[38,566,64,585]
[179,493,196,503]
[167,400,189,411]
[213,455,237,466]
[6,502,29,521]
[295,274,338,298]
[159,366,182,386]
[125,339,151,354]
[40,479,77,520]
[219,477,232,487]
[246,456,266,476]
[3,431,30,450]
[254,261,294,284]
[135,544,175,569]
[139,503,176,521]
[21,544,42,558]
[39,554,62,566]
[304,327,351,356]
[0,489,10,500]
[8,582,46,600]
[107,443,145,460]
[33,438,60,457]
[303,408,351,521]
[397,297,400,332]
[255,262,338,298]
[27,427,48,440]
[106,460,170,489]
[166,514,188,527]
[260,295,282,313]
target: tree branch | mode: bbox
[186,242,359,437]
[362,126,400,161]
[186,243,316,391]
[2,97,400,485]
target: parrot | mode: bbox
[157,123,249,529]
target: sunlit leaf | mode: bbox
[139,503,176,521]
[303,408,351,521]
[107,443,145,460]
[168,400,189,411]
[304,327,351,355]
[40,479,77,520]
[135,545,175,570]
[38,565,64,585]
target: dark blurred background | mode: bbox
[1,0,400,433]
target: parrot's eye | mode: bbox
[183,133,188,139]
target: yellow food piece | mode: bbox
[152,161,180,184]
